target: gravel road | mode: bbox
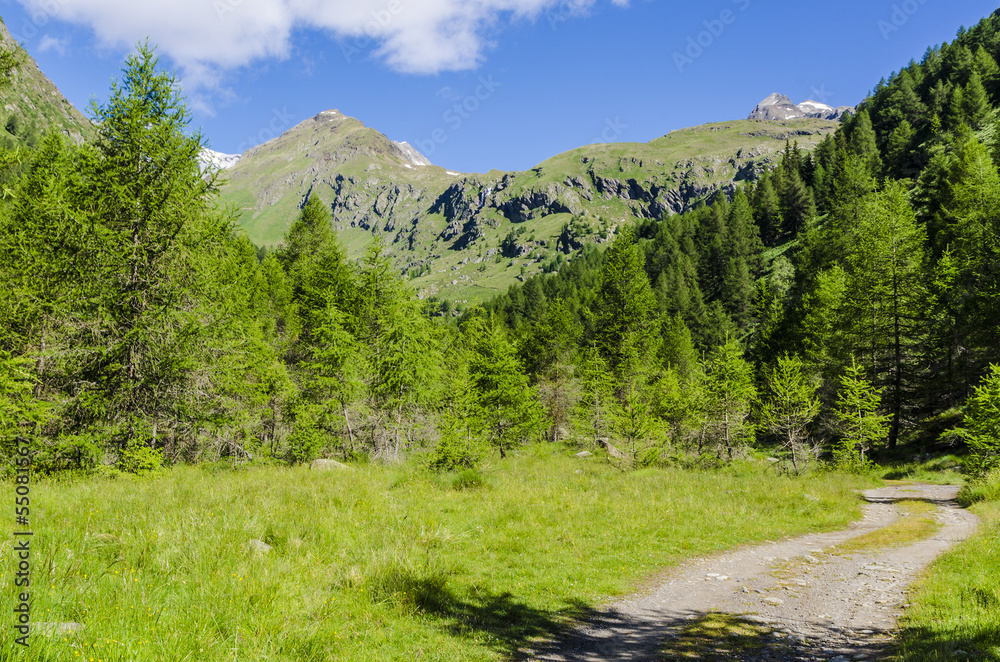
[520,483,978,662]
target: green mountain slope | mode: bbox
[221,109,839,304]
[0,18,94,146]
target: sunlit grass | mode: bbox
[833,516,938,555]
[880,454,966,485]
[660,612,786,661]
[0,451,871,661]
[897,480,1000,661]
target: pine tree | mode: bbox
[886,119,916,178]
[520,299,582,441]
[0,132,88,401]
[355,237,440,460]
[962,364,1000,476]
[945,86,967,129]
[778,167,816,237]
[971,46,1000,97]
[431,335,486,471]
[846,110,882,175]
[278,196,353,347]
[752,174,782,245]
[699,339,756,460]
[799,265,849,385]
[594,228,660,382]
[297,303,365,460]
[660,314,697,378]
[726,189,764,272]
[962,71,990,129]
[574,346,615,446]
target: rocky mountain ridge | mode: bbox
[218,110,841,303]
[747,93,854,121]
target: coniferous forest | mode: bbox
[4,16,1000,482]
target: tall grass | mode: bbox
[1,453,871,661]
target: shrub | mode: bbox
[117,442,164,476]
[958,468,1000,507]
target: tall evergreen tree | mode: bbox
[355,237,440,460]
[833,358,888,470]
[962,71,991,128]
[83,43,234,457]
[844,182,927,447]
[594,228,660,382]
[699,339,756,460]
[466,316,542,458]
[752,174,783,246]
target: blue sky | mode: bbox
[3,0,998,173]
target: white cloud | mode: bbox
[16,0,628,83]
[38,35,69,55]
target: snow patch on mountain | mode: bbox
[394,140,433,167]
[198,148,242,172]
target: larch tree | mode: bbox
[833,358,888,470]
[466,316,542,458]
[963,364,1000,477]
[594,227,660,383]
[80,43,233,462]
[760,354,820,472]
[354,237,440,460]
[699,339,757,460]
[844,181,927,447]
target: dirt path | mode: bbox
[519,483,979,662]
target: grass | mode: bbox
[1,453,870,661]
[832,502,939,555]
[659,612,789,661]
[896,472,1000,661]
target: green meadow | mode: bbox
[1,453,871,661]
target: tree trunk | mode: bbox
[889,260,901,448]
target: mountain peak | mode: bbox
[748,93,854,121]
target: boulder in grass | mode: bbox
[574,451,593,458]
[597,438,628,461]
[310,458,352,471]
[248,539,272,555]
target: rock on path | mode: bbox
[520,483,978,662]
